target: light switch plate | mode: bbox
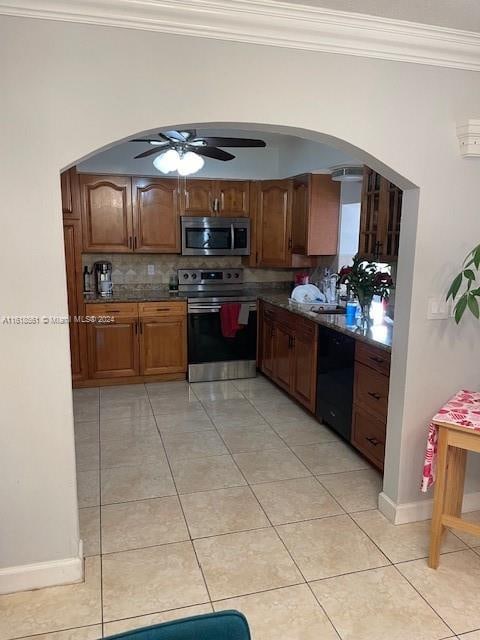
[147,264,155,276]
[427,297,450,319]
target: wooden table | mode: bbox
[429,419,480,568]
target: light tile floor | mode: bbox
[1,375,479,640]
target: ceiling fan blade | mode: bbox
[194,137,266,148]
[134,147,166,159]
[189,146,235,161]
[131,139,168,146]
[162,130,188,143]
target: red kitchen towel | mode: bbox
[220,303,241,338]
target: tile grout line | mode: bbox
[146,385,215,606]
[95,388,106,637]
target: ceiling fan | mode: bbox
[131,130,266,176]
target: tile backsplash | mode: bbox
[82,254,299,286]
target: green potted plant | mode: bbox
[447,243,480,323]
[338,254,394,328]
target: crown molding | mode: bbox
[2,0,480,71]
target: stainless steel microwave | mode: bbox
[181,216,250,256]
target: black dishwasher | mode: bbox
[316,326,355,441]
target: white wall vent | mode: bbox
[457,120,480,158]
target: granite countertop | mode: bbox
[84,288,393,351]
[84,290,188,303]
[258,292,393,352]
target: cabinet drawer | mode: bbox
[85,302,138,318]
[263,302,294,329]
[138,301,187,317]
[352,406,386,469]
[354,362,389,421]
[355,341,390,376]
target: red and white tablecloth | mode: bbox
[421,389,480,493]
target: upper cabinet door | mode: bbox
[61,167,81,219]
[217,181,250,217]
[182,180,216,216]
[291,176,309,254]
[80,174,133,252]
[132,178,180,253]
[256,180,292,268]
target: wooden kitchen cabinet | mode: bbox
[273,322,294,391]
[182,179,250,217]
[61,167,81,219]
[139,316,187,375]
[292,174,340,256]
[217,181,250,217]
[359,167,403,262]
[258,302,318,412]
[87,316,139,379]
[183,180,216,216]
[352,341,391,470]
[81,301,187,385]
[132,177,180,252]
[290,319,318,412]
[80,174,133,252]
[251,175,339,268]
[63,218,87,381]
[138,301,187,375]
[254,180,292,267]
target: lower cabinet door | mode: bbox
[273,323,293,391]
[291,327,317,412]
[87,319,139,379]
[140,316,187,375]
[260,315,275,378]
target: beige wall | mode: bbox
[2,14,480,584]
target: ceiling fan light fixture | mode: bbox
[153,149,180,174]
[177,151,205,176]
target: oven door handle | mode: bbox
[188,306,221,314]
[230,223,235,251]
[188,304,257,314]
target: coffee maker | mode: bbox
[93,261,113,297]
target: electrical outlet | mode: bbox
[427,297,450,320]
[147,264,155,276]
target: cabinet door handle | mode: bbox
[367,391,381,400]
[366,436,381,446]
[134,321,138,334]
[369,355,385,364]
[128,236,133,249]
[134,236,137,250]
[139,321,143,335]
[288,237,292,250]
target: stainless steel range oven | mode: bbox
[178,269,257,383]
[181,216,250,256]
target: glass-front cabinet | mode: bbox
[359,167,402,262]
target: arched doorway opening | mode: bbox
[67,121,419,570]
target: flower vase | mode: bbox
[356,293,373,330]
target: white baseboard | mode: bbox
[0,540,83,595]
[379,491,480,524]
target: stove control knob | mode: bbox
[183,273,189,280]
[192,273,197,279]
[227,273,232,279]
[234,273,239,278]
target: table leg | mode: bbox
[444,446,467,518]
[428,427,449,569]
